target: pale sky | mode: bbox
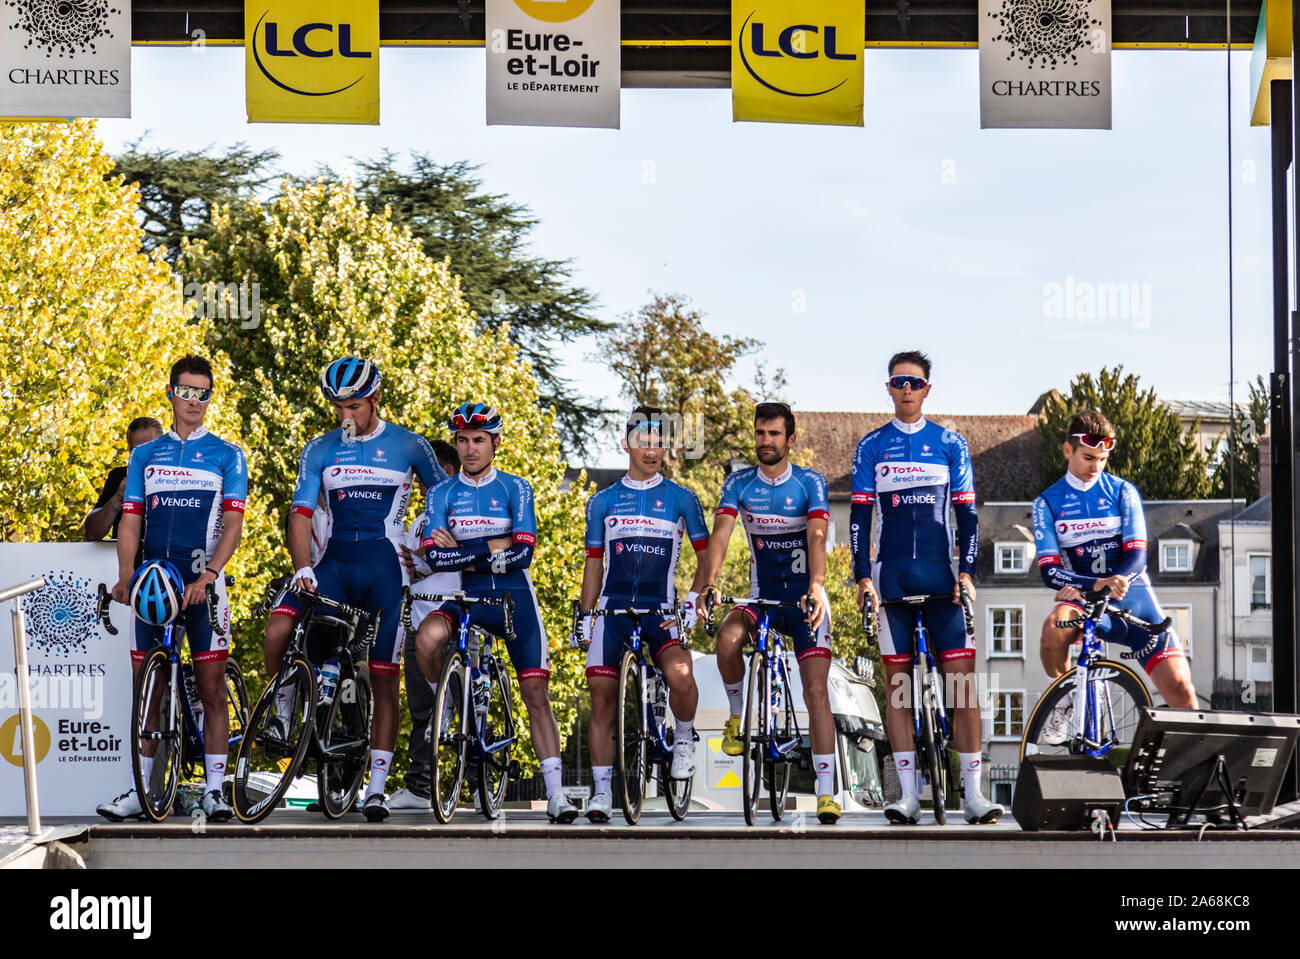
[98,46,1274,464]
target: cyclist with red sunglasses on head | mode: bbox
[1032,409,1198,743]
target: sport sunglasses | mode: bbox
[1070,432,1116,451]
[452,411,494,430]
[886,375,929,391]
[171,384,213,403]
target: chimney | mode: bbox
[1259,429,1271,500]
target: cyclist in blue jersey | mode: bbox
[850,350,1002,825]
[413,402,576,823]
[98,355,247,823]
[265,357,444,822]
[1033,409,1197,741]
[576,407,712,823]
[700,403,842,825]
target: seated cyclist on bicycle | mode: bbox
[1032,409,1198,742]
[700,402,843,825]
[415,402,577,823]
[852,350,1002,826]
[576,407,713,823]
[266,357,445,822]
[97,355,247,824]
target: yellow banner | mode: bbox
[245,0,380,124]
[731,0,863,126]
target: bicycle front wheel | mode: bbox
[767,654,796,822]
[432,649,468,823]
[317,665,371,819]
[920,693,947,825]
[740,650,765,827]
[131,648,182,823]
[232,653,314,824]
[477,658,516,820]
[224,659,251,756]
[661,723,693,821]
[1020,659,1152,764]
[616,650,647,825]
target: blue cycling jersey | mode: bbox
[122,426,248,565]
[291,420,443,550]
[584,474,710,604]
[1032,471,1150,591]
[421,467,538,592]
[849,417,978,579]
[715,463,830,597]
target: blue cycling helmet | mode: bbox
[449,401,503,435]
[321,357,381,402]
[129,560,184,627]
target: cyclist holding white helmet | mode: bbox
[265,356,444,822]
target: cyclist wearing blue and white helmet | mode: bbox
[98,355,247,823]
[265,356,444,822]
[414,401,577,823]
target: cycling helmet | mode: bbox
[320,357,381,402]
[129,560,184,627]
[448,401,503,435]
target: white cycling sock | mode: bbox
[895,752,918,799]
[813,753,835,796]
[675,719,694,745]
[540,757,563,799]
[960,752,983,799]
[367,750,393,797]
[205,754,227,795]
[592,765,613,795]
[724,682,744,716]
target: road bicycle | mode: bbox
[97,580,250,823]
[232,580,376,823]
[401,588,520,823]
[862,588,975,825]
[1019,587,1160,763]
[571,601,692,825]
[704,594,807,826]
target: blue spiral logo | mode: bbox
[19,570,99,657]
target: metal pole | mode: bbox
[10,590,43,837]
[1272,76,1295,722]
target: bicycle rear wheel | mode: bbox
[660,725,693,821]
[616,650,647,825]
[232,653,314,823]
[1020,660,1152,763]
[477,657,516,820]
[131,648,182,822]
[740,650,765,827]
[767,655,796,822]
[921,700,947,825]
[432,649,468,823]
[317,665,371,819]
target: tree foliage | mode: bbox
[180,178,590,773]
[1036,366,1211,499]
[1209,375,1269,503]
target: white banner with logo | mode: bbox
[0,0,131,118]
[978,0,1110,129]
[0,544,132,816]
[486,0,620,128]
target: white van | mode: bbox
[681,652,886,814]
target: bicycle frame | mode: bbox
[906,607,949,757]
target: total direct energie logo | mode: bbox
[251,8,375,96]
[736,9,858,97]
[513,0,595,23]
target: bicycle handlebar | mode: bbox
[570,601,683,652]
[96,583,117,636]
[399,586,515,643]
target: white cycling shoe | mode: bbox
[963,792,1004,824]
[96,789,144,822]
[586,791,613,823]
[670,738,696,780]
[202,789,233,822]
[547,792,579,824]
[884,794,920,825]
[388,787,432,811]
[1041,704,1074,746]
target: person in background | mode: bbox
[84,417,163,541]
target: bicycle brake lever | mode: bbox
[206,584,225,637]
[96,583,118,636]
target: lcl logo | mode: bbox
[738,11,857,97]
[253,11,374,96]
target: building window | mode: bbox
[1160,540,1194,573]
[991,691,1025,740]
[1250,555,1272,611]
[1164,605,1192,659]
[988,606,1025,657]
[1249,644,1272,682]
[995,542,1029,574]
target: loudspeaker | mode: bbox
[1012,755,1126,831]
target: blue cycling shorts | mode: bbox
[875,561,973,667]
[132,558,231,664]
